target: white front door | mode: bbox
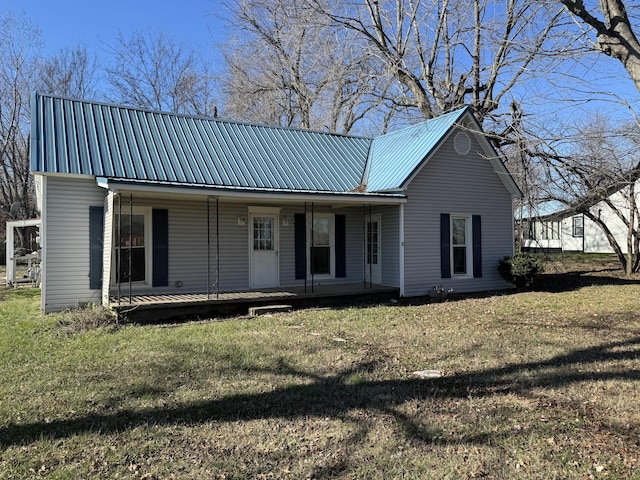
[365,214,382,284]
[250,213,279,288]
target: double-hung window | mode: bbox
[310,214,334,276]
[441,213,481,279]
[572,216,584,237]
[451,216,470,276]
[114,210,150,283]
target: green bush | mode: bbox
[498,253,545,288]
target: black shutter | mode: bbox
[335,214,346,278]
[294,213,306,279]
[89,206,104,290]
[440,213,451,279]
[152,209,169,287]
[472,215,482,278]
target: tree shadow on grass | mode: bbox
[2,337,640,450]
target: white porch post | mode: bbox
[399,203,405,297]
[101,191,115,306]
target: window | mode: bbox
[441,213,481,279]
[572,216,584,237]
[366,220,378,265]
[311,216,331,275]
[114,211,150,283]
[451,216,469,275]
[253,217,274,251]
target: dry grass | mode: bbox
[0,255,639,479]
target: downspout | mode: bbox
[399,203,405,297]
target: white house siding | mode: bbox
[42,175,106,312]
[279,205,368,287]
[585,192,630,254]
[108,196,250,294]
[403,133,514,296]
[376,205,400,287]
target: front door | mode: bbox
[250,213,279,288]
[365,214,382,284]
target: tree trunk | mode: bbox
[627,185,635,276]
[561,0,640,94]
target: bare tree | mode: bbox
[534,114,640,274]
[314,0,569,133]
[37,44,99,99]
[105,30,217,116]
[219,0,393,134]
[0,12,42,224]
[560,0,640,93]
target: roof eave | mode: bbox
[100,177,407,205]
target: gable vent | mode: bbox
[454,132,471,155]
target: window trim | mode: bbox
[572,216,584,237]
[451,214,473,278]
[112,207,152,285]
[307,212,335,278]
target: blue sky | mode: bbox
[5,0,225,61]
[5,0,639,127]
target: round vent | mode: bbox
[454,132,471,155]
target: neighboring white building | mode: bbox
[522,182,637,254]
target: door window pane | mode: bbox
[253,217,274,251]
[367,221,378,265]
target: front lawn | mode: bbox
[0,265,639,478]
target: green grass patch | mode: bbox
[0,273,639,478]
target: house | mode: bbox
[521,182,638,254]
[30,92,521,314]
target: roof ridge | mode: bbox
[373,106,469,141]
[34,92,372,140]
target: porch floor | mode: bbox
[110,283,399,322]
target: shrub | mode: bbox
[498,253,545,288]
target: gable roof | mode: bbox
[30,93,370,193]
[30,93,519,198]
[365,108,468,192]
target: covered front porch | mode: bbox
[110,282,400,322]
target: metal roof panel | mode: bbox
[31,94,487,196]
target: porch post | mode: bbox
[311,202,315,293]
[117,193,122,305]
[101,192,115,307]
[207,197,210,300]
[216,197,220,299]
[129,193,133,304]
[362,204,366,289]
[369,203,373,288]
[304,202,308,293]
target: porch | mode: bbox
[110,283,400,322]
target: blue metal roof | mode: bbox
[31,93,371,192]
[31,94,510,196]
[365,107,469,192]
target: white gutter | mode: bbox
[97,178,407,205]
